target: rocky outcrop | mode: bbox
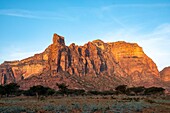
[160,67,170,82]
[160,67,170,92]
[108,41,160,86]
[0,33,164,90]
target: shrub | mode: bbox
[71,103,81,109]
[55,105,68,112]
[87,90,101,95]
[0,106,26,113]
[43,104,56,111]
[46,89,55,96]
[115,85,127,94]
[126,86,145,95]
[2,83,20,96]
[144,87,165,95]
[43,104,69,112]
[100,90,116,95]
[144,99,156,103]
[0,85,5,97]
[82,104,102,112]
[24,85,56,97]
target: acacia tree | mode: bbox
[29,85,49,99]
[127,86,145,95]
[144,87,165,95]
[115,85,127,94]
[4,83,20,97]
[0,85,5,98]
[56,83,69,96]
[46,88,55,96]
[56,83,68,90]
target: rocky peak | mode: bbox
[0,33,165,90]
[53,33,65,46]
[69,43,76,49]
[109,41,144,61]
[92,39,105,45]
[92,39,105,50]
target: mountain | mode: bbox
[0,33,166,90]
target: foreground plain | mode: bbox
[0,95,170,113]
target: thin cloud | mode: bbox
[100,23,170,71]
[111,17,127,29]
[0,50,42,63]
[102,3,170,11]
[0,45,43,64]
[139,38,170,71]
[0,9,76,21]
[136,24,170,71]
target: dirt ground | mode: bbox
[0,95,170,113]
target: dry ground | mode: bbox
[0,95,170,113]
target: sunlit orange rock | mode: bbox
[0,33,166,90]
[160,66,170,82]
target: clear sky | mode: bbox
[0,0,170,71]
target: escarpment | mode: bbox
[0,33,165,90]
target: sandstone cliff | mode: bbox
[0,33,164,90]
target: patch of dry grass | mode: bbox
[0,95,170,113]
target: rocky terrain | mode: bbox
[0,33,169,90]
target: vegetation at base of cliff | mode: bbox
[0,95,170,113]
[0,83,168,113]
[0,83,166,98]
[0,83,20,97]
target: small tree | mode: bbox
[73,89,85,96]
[29,85,48,99]
[4,83,20,96]
[46,88,55,96]
[115,85,127,94]
[23,89,35,96]
[56,83,68,91]
[0,85,5,98]
[127,86,145,95]
[56,83,69,96]
[144,87,165,95]
[87,90,101,95]
[101,90,116,96]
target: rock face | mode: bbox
[160,67,170,92]
[0,33,164,90]
[160,67,170,82]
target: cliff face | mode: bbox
[0,33,163,90]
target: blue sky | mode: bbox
[0,0,170,71]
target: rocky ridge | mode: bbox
[0,33,167,90]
